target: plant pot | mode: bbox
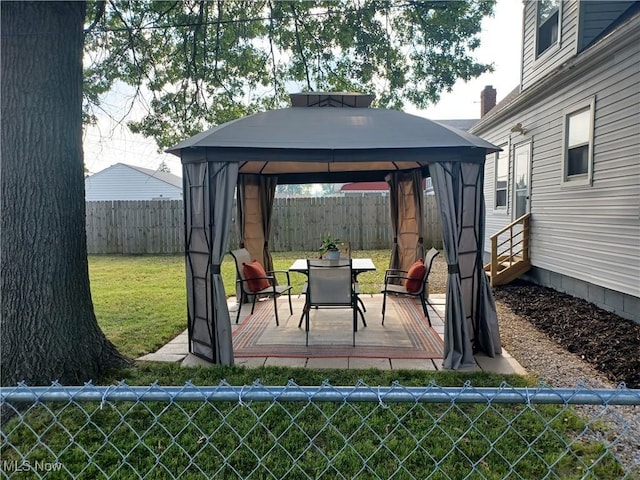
[324,250,340,260]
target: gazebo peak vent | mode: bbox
[289,91,374,108]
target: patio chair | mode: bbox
[301,259,357,346]
[381,247,439,326]
[296,263,367,329]
[229,248,292,326]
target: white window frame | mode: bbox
[535,0,562,59]
[493,145,509,211]
[561,97,595,188]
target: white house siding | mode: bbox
[521,0,579,91]
[474,10,640,321]
[85,164,183,200]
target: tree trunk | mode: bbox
[1,1,129,386]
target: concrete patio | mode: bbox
[139,294,526,375]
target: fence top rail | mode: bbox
[2,381,638,406]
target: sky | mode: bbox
[82,0,523,177]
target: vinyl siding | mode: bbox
[521,0,579,91]
[475,21,640,298]
[85,164,183,201]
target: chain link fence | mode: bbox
[2,380,639,479]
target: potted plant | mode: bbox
[319,234,341,260]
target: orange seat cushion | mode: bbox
[243,260,271,292]
[405,260,426,293]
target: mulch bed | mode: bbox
[493,280,640,389]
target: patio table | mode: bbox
[288,258,376,279]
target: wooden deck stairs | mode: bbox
[484,213,531,287]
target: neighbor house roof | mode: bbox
[340,181,389,191]
[340,178,433,192]
[124,164,182,189]
[434,119,479,132]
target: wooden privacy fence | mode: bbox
[86,200,184,255]
[86,196,442,255]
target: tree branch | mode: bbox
[211,0,234,101]
[84,1,106,35]
[289,3,312,91]
[267,0,280,97]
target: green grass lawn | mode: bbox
[2,254,625,479]
[89,255,187,359]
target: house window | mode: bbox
[494,148,508,209]
[536,0,560,57]
[563,98,595,186]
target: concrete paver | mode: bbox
[390,358,438,371]
[348,357,391,370]
[157,342,189,355]
[233,357,267,368]
[265,357,308,368]
[138,353,187,363]
[474,353,528,375]
[306,357,349,369]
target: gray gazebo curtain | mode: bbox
[430,161,476,369]
[183,159,239,365]
[473,166,502,356]
[413,171,426,261]
[459,161,501,356]
[431,160,501,368]
[387,174,400,275]
[259,176,278,274]
[386,169,425,275]
[479,273,502,355]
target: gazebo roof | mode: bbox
[167,93,499,183]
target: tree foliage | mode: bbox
[275,183,316,197]
[84,0,495,148]
[158,160,172,172]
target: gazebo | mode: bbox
[167,92,502,369]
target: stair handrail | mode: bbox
[489,213,531,281]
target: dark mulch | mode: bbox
[493,280,640,389]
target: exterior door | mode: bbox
[512,142,531,220]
